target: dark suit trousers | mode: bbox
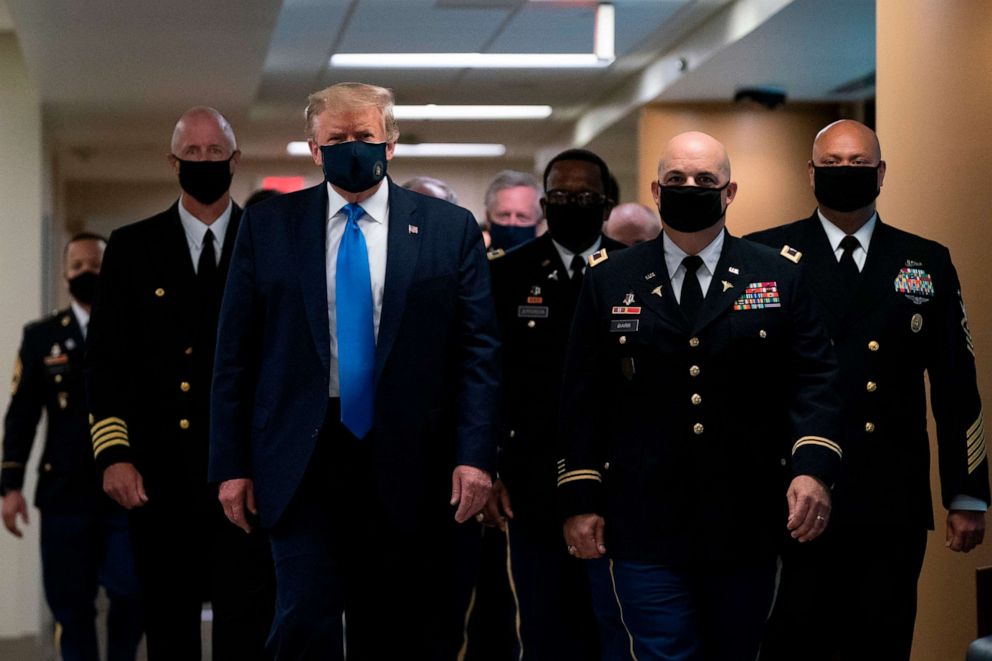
[760,524,927,661]
[267,402,479,661]
[128,486,275,661]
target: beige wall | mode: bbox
[0,33,45,638]
[876,1,992,659]
[637,104,841,235]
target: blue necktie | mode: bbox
[336,203,375,438]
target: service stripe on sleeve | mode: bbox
[557,469,603,487]
[967,413,987,474]
[792,436,842,459]
[90,417,130,457]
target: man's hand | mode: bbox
[450,465,493,523]
[103,462,148,510]
[787,474,831,542]
[563,513,607,559]
[1,491,29,538]
[478,478,514,530]
[218,478,257,533]
[946,510,985,552]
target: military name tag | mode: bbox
[611,306,641,315]
[517,305,549,318]
[610,319,639,332]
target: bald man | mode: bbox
[748,120,988,661]
[557,131,842,661]
[85,107,274,659]
[604,202,661,246]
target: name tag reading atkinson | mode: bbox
[518,305,550,319]
[610,319,639,332]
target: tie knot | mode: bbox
[682,255,703,275]
[570,254,586,275]
[840,235,861,254]
[342,203,365,225]
[203,228,214,245]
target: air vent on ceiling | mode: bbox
[830,71,876,95]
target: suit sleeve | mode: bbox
[1,328,45,494]
[927,248,990,507]
[85,231,135,471]
[209,209,262,484]
[556,269,609,518]
[451,212,501,475]
[784,265,844,484]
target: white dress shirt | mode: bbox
[70,300,90,340]
[663,230,725,303]
[177,196,233,272]
[817,209,877,272]
[552,236,602,279]
[325,181,390,397]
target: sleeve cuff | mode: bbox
[950,494,989,512]
[791,435,843,486]
[91,416,133,472]
[557,462,604,519]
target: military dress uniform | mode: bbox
[486,232,625,659]
[85,202,274,660]
[557,232,843,661]
[748,213,990,660]
[2,307,142,661]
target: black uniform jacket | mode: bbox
[747,213,989,529]
[2,309,103,513]
[489,233,625,535]
[557,232,843,567]
[85,201,241,498]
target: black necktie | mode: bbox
[680,255,704,326]
[839,234,861,284]
[570,254,586,291]
[198,229,218,288]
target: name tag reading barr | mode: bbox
[518,305,550,319]
[610,319,639,332]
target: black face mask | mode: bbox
[68,271,99,306]
[545,203,605,253]
[320,142,387,193]
[176,155,234,205]
[813,165,880,212]
[489,224,535,251]
[657,182,728,233]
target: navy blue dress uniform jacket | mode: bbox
[557,233,843,567]
[85,202,241,494]
[209,181,500,530]
[489,233,625,534]
[747,214,990,527]
[2,310,102,512]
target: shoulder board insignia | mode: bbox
[780,245,802,263]
[588,249,609,268]
[487,248,506,261]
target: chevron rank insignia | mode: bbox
[588,249,609,267]
[780,245,802,263]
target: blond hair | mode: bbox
[305,82,399,141]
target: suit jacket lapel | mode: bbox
[790,214,849,332]
[844,220,903,325]
[291,185,332,373]
[694,233,752,333]
[217,204,242,278]
[374,182,423,384]
[627,236,686,333]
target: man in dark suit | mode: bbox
[483,148,624,659]
[210,82,500,660]
[85,107,274,660]
[2,233,143,661]
[559,131,842,661]
[749,119,988,661]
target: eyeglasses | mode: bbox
[545,190,609,208]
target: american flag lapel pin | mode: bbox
[408,224,419,234]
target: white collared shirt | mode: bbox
[177,196,233,272]
[817,209,877,272]
[663,230,725,303]
[325,180,390,397]
[552,236,603,279]
[70,300,90,339]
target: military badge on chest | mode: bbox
[733,282,781,311]
[518,284,549,328]
[894,261,934,304]
[611,292,640,332]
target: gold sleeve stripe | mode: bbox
[93,439,130,457]
[557,474,603,487]
[967,412,986,474]
[967,414,983,439]
[91,424,127,445]
[91,416,128,435]
[93,433,129,454]
[1,461,25,469]
[792,436,842,459]
[557,469,602,484]
[968,440,985,464]
[968,427,985,453]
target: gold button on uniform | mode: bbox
[43,463,52,472]
[865,422,875,433]
[184,347,193,356]
[693,423,704,435]
[619,336,627,345]
[868,340,880,352]
[604,462,610,470]
[54,374,62,383]
[527,320,536,328]
[689,365,700,377]
[866,381,877,392]
[689,337,700,348]
[179,419,190,430]
[180,381,190,393]
[691,394,702,406]
[155,288,165,297]
[759,330,767,339]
